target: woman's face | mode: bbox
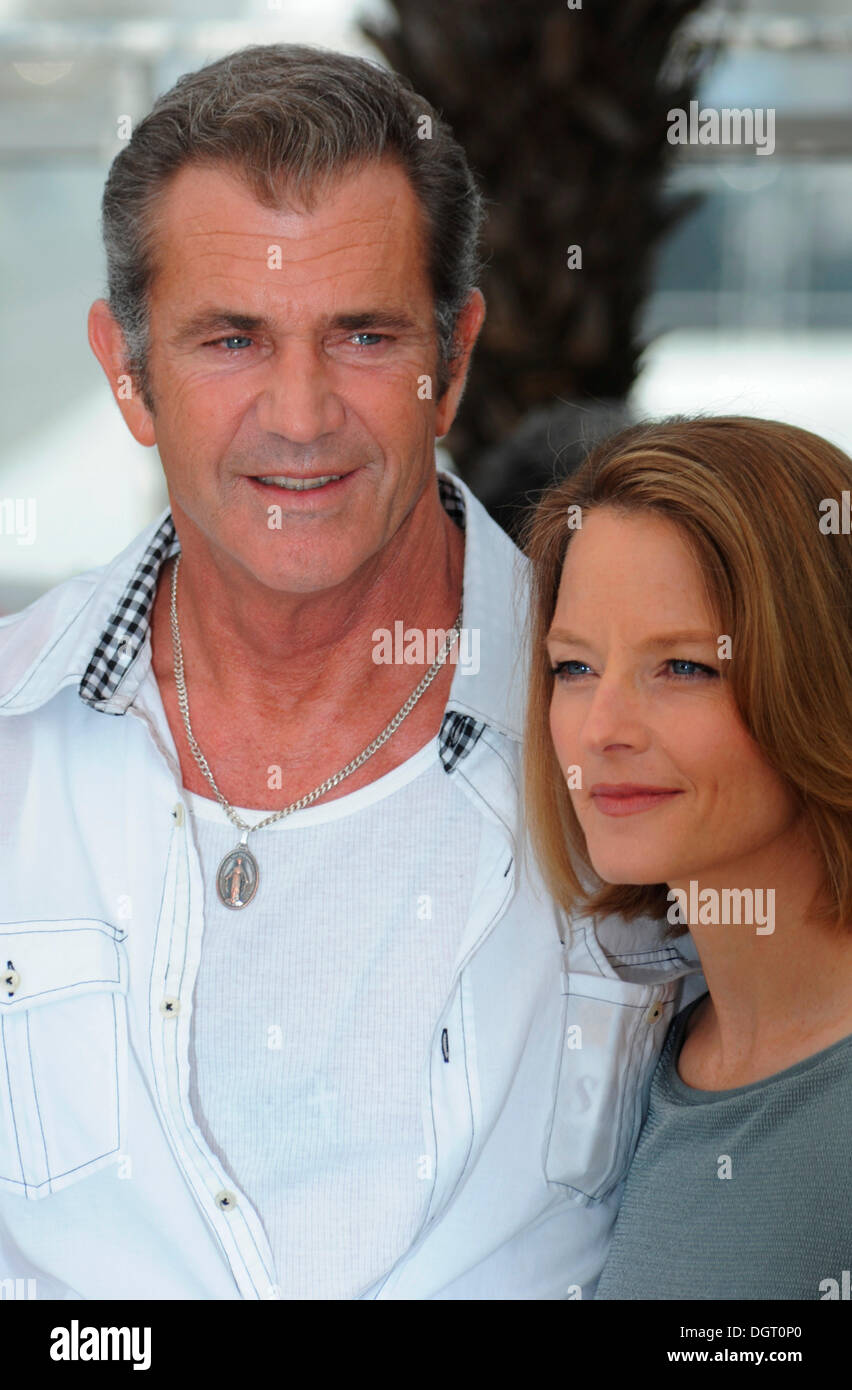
[546,507,801,888]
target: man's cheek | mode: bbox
[360,358,437,400]
[355,388,433,446]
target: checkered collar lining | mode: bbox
[78,474,484,773]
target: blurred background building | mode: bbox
[1,0,851,606]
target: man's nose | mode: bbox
[255,339,346,443]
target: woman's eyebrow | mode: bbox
[546,627,718,646]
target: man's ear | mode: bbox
[87,298,157,447]
[434,288,486,439]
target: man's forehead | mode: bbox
[153,158,424,269]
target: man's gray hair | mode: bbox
[99,43,485,413]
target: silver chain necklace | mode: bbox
[169,551,462,910]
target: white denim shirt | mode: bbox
[0,469,704,1300]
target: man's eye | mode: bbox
[348,332,386,348]
[207,336,253,351]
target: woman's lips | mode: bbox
[589,786,684,818]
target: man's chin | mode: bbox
[233,552,362,596]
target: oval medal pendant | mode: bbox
[217,841,259,909]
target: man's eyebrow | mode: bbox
[329,310,419,333]
[169,310,267,346]
[169,307,420,346]
[546,628,718,647]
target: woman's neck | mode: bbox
[671,826,852,1088]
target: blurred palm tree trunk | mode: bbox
[363,0,720,539]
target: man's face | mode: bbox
[114,158,471,594]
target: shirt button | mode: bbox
[646,1003,664,1024]
[160,996,181,1017]
[172,803,185,827]
[215,1190,238,1212]
[3,968,20,995]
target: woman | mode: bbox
[521,415,852,1300]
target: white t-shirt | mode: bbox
[138,664,483,1298]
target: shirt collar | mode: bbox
[0,469,530,743]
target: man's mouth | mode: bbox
[254,474,344,491]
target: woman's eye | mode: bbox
[549,658,719,682]
[667,659,718,679]
[550,660,592,681]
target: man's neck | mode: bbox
[153,483,463,704]
[148,482,465,810]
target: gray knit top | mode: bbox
[595,994,852,1300]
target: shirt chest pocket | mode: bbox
[0,920,129,1200]
[544,971,677,1204]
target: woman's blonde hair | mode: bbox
[520,415,852,934]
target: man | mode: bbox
[0,45,701,1299]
